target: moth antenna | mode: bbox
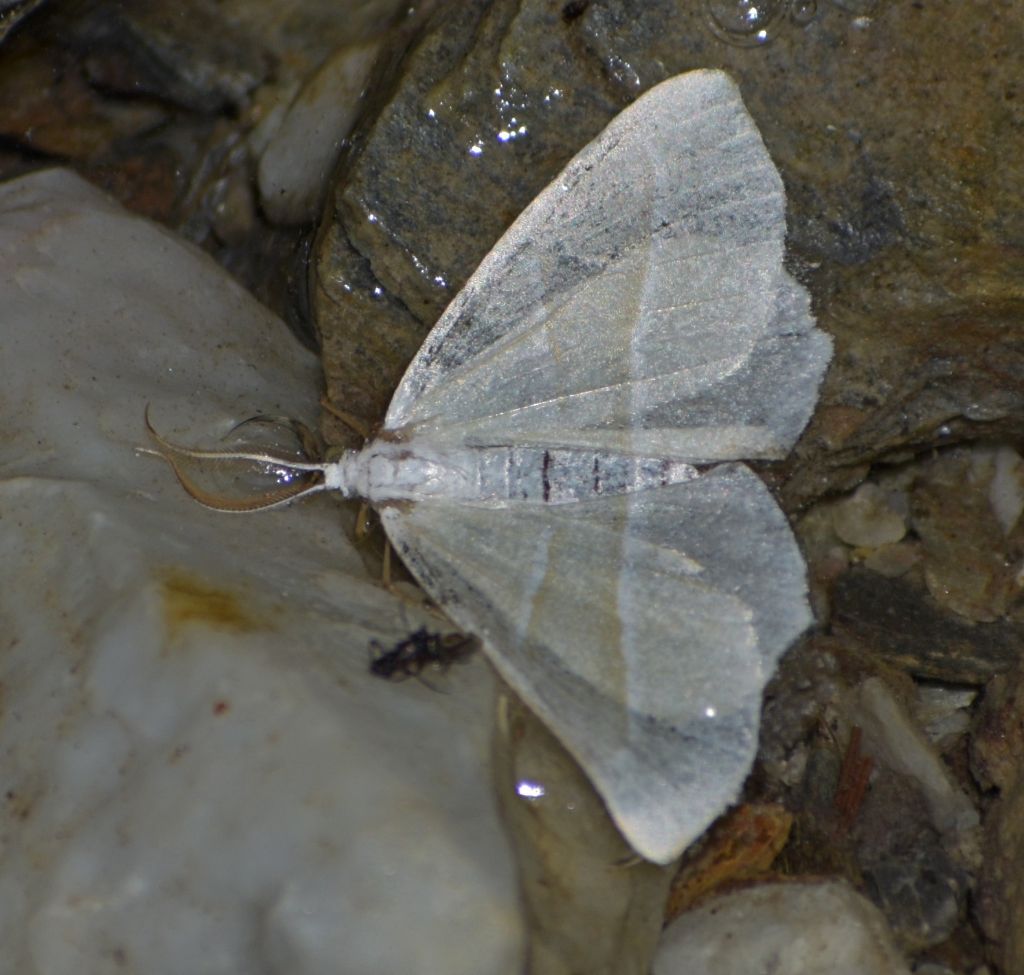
[141,405,329,512]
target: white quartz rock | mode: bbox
[257,40,379,225]
[0,169,523,975]
[654,881,912,975]
[848,676,980,866]
[831,481,908,548]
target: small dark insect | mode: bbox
[368,626,478,682]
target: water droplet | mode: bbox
[605,54,641,89]
[790,0,818,26]
[516,780,545,800]
[964,402,1007,422]
[704,0,786,45]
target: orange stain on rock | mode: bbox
[665,802,794,921]
[159,567,269,639]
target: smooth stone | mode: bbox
[313,0,1024,487]
[831,567,1024,684]
[653,880,911,975]
[831,481,908,548]
[848,678,979,847]
[989,446,1024,535]
[913,685,976,749]
[910,448,1021,623]
[850,763,969,951]
[492,691,675,975]
[258,40,380,225]
[0,168,523,975]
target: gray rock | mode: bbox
[832,568,1024,684]
[654,880,912,975]
[0,168,524,975]
[312,1,1024,496]
[493,692,675,975]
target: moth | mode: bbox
[146,69,831,864]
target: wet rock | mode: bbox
[492,691,674,975]
[314,0,625,427]
[831,568,1024,684]
[0,169,524,975]
[165,0,414,327]
[66,0,272,113]
[913,684,976,751]
[972,665,1024,975]
[0,0,47,44]
[831,481,909,548]
[654,880,912,975]
[312,0,1024,496]
[909,448,1024,624]
[853,767,968,951]
[849,678,979,847]
[257,40,381,225]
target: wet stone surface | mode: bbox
[493,692,675,975]
[854,768,969,951]
[313,0,1024,475]
[3,2,1024,973]
[972,665,1024,975]
[830,567,1024,685]
[313,0,627,432]
[0,0,411,320]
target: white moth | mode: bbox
[149,69,832,864]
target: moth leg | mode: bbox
[353,503,400,589]
[354,502,374,540]
[415,672,446,694]
[611,854,647,869]
[320,396,373,440]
